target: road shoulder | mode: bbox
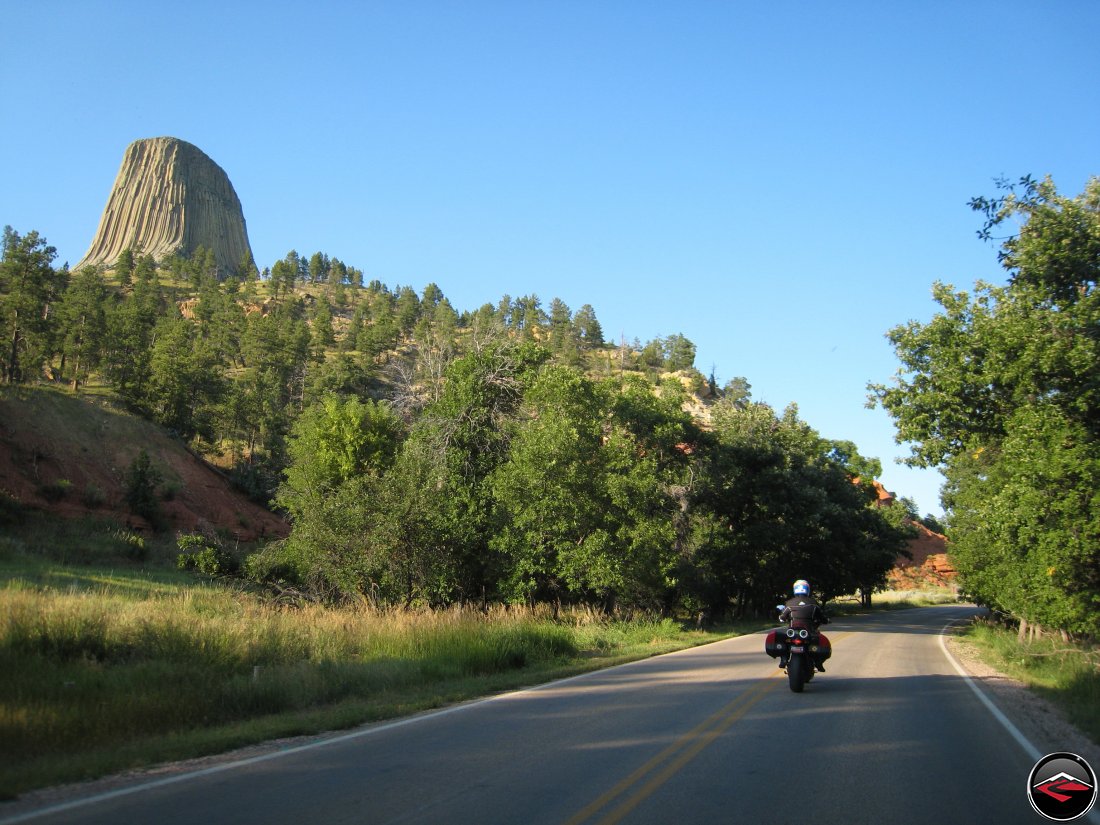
[943,625,1099,770]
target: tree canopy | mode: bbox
[871,176,1100,634]
[0,226,912,618]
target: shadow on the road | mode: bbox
[822,604,983,635]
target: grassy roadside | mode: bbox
[956,618,1100,745]
[0,558,763,799]
[0,550,973,802]
[827,587,962,616]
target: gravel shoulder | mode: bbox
[944,625,1099,769]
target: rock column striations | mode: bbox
[76,137,254,275]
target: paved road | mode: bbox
[2,606,1076,824]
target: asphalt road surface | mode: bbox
[3,605,1084,824]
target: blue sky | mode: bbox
[4,1,1099,517]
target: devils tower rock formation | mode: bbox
[76,137,253,275]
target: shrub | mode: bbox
[160,481,181,502]
[81,484,106,508]
[37,479,71,503]
[124,450,162,523]
[176,533,238,577]
[111,528,147,562]
[0,492,26,526]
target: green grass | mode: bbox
[959,619,1100,745]
[0,561,747,799]
[0,550,972,801]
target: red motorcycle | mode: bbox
[765,609,831,692]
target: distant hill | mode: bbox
[0,387,288,541]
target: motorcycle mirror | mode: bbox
[776,605,785,612]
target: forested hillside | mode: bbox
[0,229,912,618]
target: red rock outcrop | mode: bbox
[889,521,955,587]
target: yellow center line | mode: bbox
[564,630,852,825]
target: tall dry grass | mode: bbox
[0,580,699,796]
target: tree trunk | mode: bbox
[1018,617,1028,643]
[7,314,20,383]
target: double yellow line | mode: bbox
[564,631,850,825]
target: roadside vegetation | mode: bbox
[871,176,1100,640]
[959,618,1100,745]
[0,550,758,800]
[830,586,960,613]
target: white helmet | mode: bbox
[793,579,810,596]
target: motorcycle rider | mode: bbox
[779,579,830,671]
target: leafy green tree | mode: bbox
[376,341,547,603]
[491,366,614,604]
[277,394,402,518]
[346,265,363,291]
[330,258,348,287]
[197,281,246,367]
[0,228,66,383]
[188,245,210,288]
[497,294,513,327]
[262,395,402,600]
[269,259,294,301]
[870,176,1100,633]
[512,294,545,337]
[303,352,375,407]
[101,255,164,407]
[132,254,163,318]
[722,376,752,407]
[690,400,903,617]
[547,298,581,362]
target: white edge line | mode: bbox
[938,616,1100,825]
[0,637,732,824]
[941,620,1095,825]
[938,617,1042,762]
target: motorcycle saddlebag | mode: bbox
[814,632,832,662]
[764,629,785,658]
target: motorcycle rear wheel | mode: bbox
[787,655,806,692]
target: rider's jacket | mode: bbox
[780,596,829,628]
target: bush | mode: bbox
[124,450,162,523]
[160,481,181,502]
[176,533,238,577]
[81,484,106,508]
[229,460,280,504]
[112,528,148,562]
[37,479,71,503]
[0,492,26,526]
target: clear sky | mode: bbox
[3,1,1098,518]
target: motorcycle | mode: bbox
[765,605,831,692]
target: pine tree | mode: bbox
[0,227,66,384]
